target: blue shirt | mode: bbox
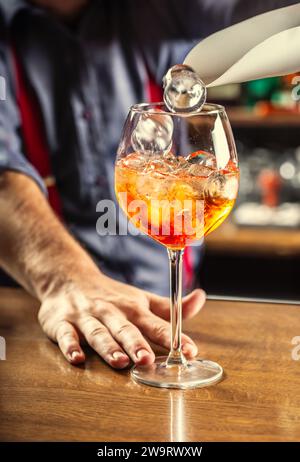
[0,0,296,294]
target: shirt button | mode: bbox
[82,108,92,120]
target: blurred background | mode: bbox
[199,74,300,301]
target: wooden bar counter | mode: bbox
[0,288,300,442]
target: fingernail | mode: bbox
[183,344,197,356]
[112,351,128,362]
[136,349,150,360]
[70,351,81,361]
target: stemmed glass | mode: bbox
[115,102,239,389]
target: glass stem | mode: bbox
[166,249,187,367]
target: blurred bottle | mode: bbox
[242,77,281,109]
[242,74,300,115]
[258,169,281,207]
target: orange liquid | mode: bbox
[115,153,239,250]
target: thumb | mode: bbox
[149,288,206,321]
[182,289,206,319]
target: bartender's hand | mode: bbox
[38,273,205,368]
[0,172,206,370]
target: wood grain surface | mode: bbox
[0,288,300,442]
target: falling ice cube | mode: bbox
[131,111,173,156]
[163,64,207,113]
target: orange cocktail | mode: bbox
[115,151,239,249]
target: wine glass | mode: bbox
[115,102,239,389]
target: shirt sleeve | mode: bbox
[132,0,299,83]
[0,44,46,194]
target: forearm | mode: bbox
[0,171,100,301]
[0,172,204,369]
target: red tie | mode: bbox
[12,47,63,218]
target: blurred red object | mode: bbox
[254,101,300,116]
[258,169,282,207]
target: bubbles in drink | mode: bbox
[131,111,173,156]
[163,64,207,113]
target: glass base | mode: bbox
[131,356,223,389]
